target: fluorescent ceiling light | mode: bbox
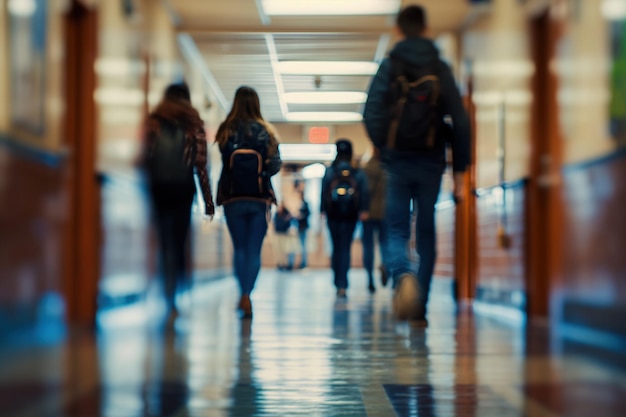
[602,0,626,20]
[261,0,400,16]
[286,112,362,123]
[277,61,378,75]
[279,145,336,162]
[284,91,367,104]
[8,0,36,16]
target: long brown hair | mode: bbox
[215,86,273,146]
[149,83,204,136]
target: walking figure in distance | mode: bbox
[321,139,370,298]
[361,147,389,294]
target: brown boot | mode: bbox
[238,295,253,319]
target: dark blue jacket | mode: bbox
[321,160,370,220]
[363,37,471,173]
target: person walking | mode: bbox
[363,5,471,324]
[273,203,295,270]
[361,148,388,294]
[296,191,310,269]
[215,86,282,319]
[321,139,370,298]
[140,82,214,323]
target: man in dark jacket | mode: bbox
[321,139,370,298]
[363,5,470,324]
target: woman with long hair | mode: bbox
[140,82,214,323]
[216,86,281,319]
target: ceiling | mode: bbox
[166,0,475,123]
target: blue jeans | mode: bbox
[224,201,269,295]
[361,219,387,286]
[327,219,357,290]
[298,229,308,266]
[385,158,444,310]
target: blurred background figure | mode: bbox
[138,82,214,324]
[321,139,370,298]
[361,148,388,294]
[273,203,296,271]
[296,191,311,269]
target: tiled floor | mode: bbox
[1,269,626,416]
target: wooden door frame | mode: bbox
[525,5,564,319]
[62,0,100,326]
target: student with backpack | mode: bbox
[140,83,215,324]
[321,139,369,298]
[215,86,282,319]
[363,5,470,324]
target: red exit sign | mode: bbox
[308,126,330,144]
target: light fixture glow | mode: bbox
[94,88,144,106]
[284,91,367,104]
[602,0,626,20]
[277,61,378,75]
[302,163,328,179]
[261,0,400,16]
[95,58,146,76]
[286,112,363,123]
[8,0,36,17]
[279,144,336,162]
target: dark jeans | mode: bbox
[361,219,387,286]
[152,196,194,312]
[385,158,444,311]
[327,219,357,290]
[298,229,308,266]
[224,201,269,296]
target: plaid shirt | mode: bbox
[142,117,214,215]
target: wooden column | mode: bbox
[526,8,564,318]
[63,1,100,326]
[454,78,478,304]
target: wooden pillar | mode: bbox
[526,7,563,318]
[63,1,100,326]
[454,77,478,304]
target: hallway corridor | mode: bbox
[1,270,625,417]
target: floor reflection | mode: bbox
[1,270,626,416]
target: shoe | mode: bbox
[336,288,347,299]
[393,273,423,321]
[298,263,307,269]
[380,265,389,287]
[368,284,376,294]
[238,295,253,319]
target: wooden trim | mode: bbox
[525,7,564,318]
[454,76,478,302]
[62,1,100,326]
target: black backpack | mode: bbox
[146,118,195,188]
[223,123,270,199]
[327,167,360,219]
[386,58,441,151]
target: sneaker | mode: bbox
[368,284,376,294]
[393,273,423,321]
[336,288,347,299]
